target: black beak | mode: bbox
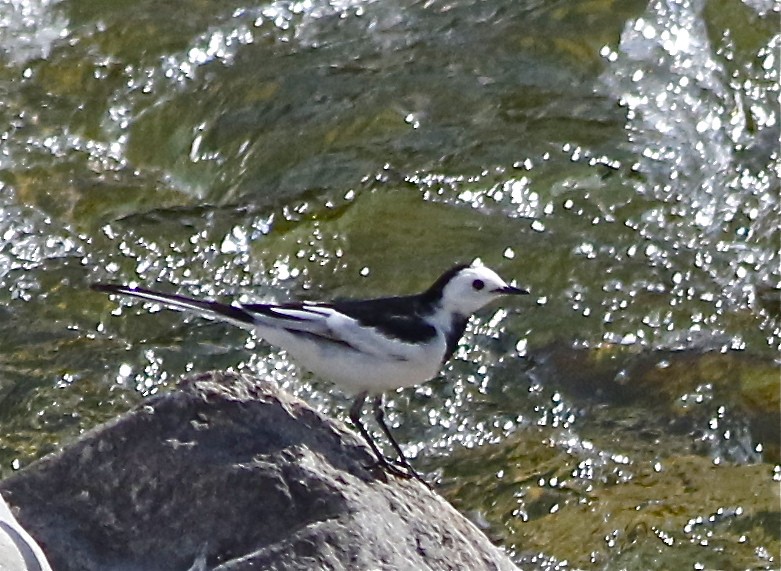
[495,285,529,295]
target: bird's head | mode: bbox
[426,263,528,315]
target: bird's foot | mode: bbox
[364,457,432,489]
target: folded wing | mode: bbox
[92,284,441,363]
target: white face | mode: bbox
[439,265,524,315]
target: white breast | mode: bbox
[251,322,448,393]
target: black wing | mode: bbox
[327,295,438,345]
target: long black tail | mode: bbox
[90,283,256,325]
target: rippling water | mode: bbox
[0,0,778,568]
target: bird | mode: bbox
[91,262,528,483]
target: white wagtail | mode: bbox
[92,262,528,482]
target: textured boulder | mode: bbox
[0,372,518,571]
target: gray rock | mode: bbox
[0,372,518,571]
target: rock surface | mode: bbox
[0,372,518,571]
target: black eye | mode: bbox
[472,279,485,291]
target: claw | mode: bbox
[350,392,432,488]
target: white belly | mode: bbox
[254,326,447,393]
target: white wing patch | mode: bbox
[242,303,435,362]
[242,304,337,337]
[264,305,333,321]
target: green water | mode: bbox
[0,0,778,568]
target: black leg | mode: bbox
[349,392,410,480]
[372,395,428,485]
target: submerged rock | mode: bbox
[0,372,518,571]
